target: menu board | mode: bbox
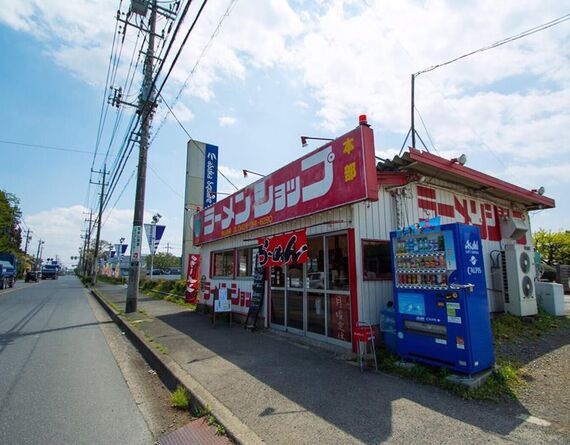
[245,266,266,331]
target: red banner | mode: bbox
[257,229,309,267]
[193,125,378,244]
[185,254,201,303]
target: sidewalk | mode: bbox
[93,282,569,445]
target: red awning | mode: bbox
[378,148,555,210]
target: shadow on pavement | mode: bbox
[155,309,531,444]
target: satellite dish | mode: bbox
[458,154,467,165]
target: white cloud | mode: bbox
[24,205,184,267]
[171,102,195,124]
[218,116,237,127]
[25,205,87,266]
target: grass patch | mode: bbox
[492,308,570,346]
[377,347,525,401]
[171,386,190,410]
[138,307,150,317]
[376,309,569,400]
[154,342,169,354]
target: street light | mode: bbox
[300,136,334,147]
[242,169,265,178]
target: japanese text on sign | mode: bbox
[193,125,378,244]
[257,229,309,267]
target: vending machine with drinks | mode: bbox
[390,222,495,374]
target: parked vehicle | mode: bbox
[40,264,59,280]
[0,254,17,289]
[25,271,38,282]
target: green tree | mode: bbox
[151,252,181,270]
[533,229,570,265]
[0,190,22,254]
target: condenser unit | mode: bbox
[501,244,538,316]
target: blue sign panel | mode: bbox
[203,144,219,208]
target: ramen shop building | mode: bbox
[189,117,554,352]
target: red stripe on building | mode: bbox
[417,185,436,199]
[437,203,455,217]
[418,198,437,211]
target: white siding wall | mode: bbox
[352,189,395,326]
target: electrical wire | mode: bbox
[414,106,440,155]
[148,164,184,198]
[0,139,99,155]
[151,0,238,145]
[160,94,239,190]
[415,13,570,76]
[102,168,137,227]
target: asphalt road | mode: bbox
[0,276,152,445]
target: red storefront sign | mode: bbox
[258,229,309,267]
[416,185,528,244]
[185,254,200,303]
[193,125,378,244]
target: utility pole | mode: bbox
[81,210,94,277]
[23,229,32,255]
[126,1,157,313]
[34,239,43,272]
[92,167,107,285]
[411,73,416,149]
[165,242,172,254]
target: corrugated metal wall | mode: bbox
[352,189,395,326]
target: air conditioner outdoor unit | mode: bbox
[501,244,538,316]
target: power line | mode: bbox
[0,139,100,155]
[102,167,136,227]
[415,12,570,76]
[414,106,440,155]
[160,94,239,190]
[152,0,239,145]
[148,164,184,198]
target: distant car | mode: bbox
[25,271,38,283]
[151,269,163,276]
[170,268,181,275]
[162,269,171,275]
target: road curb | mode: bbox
[89,287,265,445]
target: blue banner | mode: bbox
[203,144,219,208]
[144,224,166,254]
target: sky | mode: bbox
[0,0,569,267]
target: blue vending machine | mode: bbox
[390,223,495,374]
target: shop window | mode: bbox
[327,234,349,291]
[237,247,256,277]
[362,240,392,280]
[213,250,235,277]
[287,262,303,289]
[270,265,285,288]
[307,236,325,290]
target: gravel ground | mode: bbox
[498,321,570,435]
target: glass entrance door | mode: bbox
[269,232,351,346]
